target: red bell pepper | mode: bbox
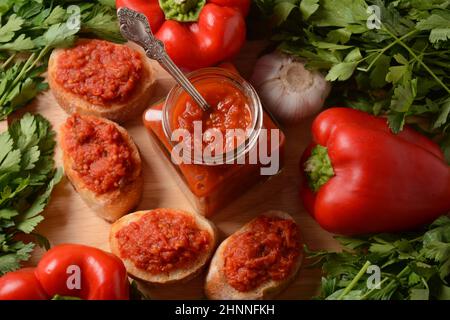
[300,108,450,235]
[0,244,129,300]
[0,268,48,300]
[116,0,250,70]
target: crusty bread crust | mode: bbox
[48,39,156,123]
[60,115,143,222]
[110,209,218,285]
[205,211,303,300]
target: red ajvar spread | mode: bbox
[63,114,135,194]
[223,216,300,292]
[145,102,284,199]
[115,209,211,274]
[55,39,142,105]
[172,80,252,153]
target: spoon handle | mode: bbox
[117,7,210,112]
[159,54,211,112]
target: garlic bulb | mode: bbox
[250,51,331,124]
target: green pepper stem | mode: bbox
[159,0,206,22]
[304,145,335,192]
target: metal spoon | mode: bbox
[117,7,210,112]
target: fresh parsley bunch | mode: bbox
[307,215,450,300]
[255,0,450,160]
[0,113,61,275]
[0,0,123,120]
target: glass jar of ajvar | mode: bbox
[143,67,285,216]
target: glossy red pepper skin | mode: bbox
[0,268,47,300]
[116,0,250,70]
[0,244,129,300]
[300,108,450,235]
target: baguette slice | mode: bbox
[48,39,156,123]
[60,114,143,222]
[110,209,217,285]
[205,211,303,300]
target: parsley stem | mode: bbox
[377,265,411,298]
[383,27,450,94]
[355,51,378,70]
[23,46,50,75]
[425,59,450,70]
[361,248,425,300]
[420,50,450,56]
[0,47,50,107]
[360,270,407,300]
[360,29,418,73]
[359,277,390,300]
[338,260,371,300]
[1,54,16,70]
[0,53,35,106]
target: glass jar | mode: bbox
[143,67,285,216]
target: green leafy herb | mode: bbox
[0,0,124,120]
[307,215,450,300]
[129,280,151,300]
[0,113,61,275]
[255,0,450,160]
[51,295,82,300]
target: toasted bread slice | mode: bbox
[60,114,143,222]
[110,209,217,285]
[48,39,156,123]
[205,211,303,300]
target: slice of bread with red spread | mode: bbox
[110,209,217,285]
[49,39,156,123]
[205,211,303,300]
[60,113,143,222]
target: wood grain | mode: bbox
[0,41,340,300]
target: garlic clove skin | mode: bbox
[250,51,331,125]
[257,78,285,113]
[251,53,291,88]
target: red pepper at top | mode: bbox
[116,0,251,70]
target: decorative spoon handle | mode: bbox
[117,7,210,112]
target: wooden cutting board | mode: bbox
[1,41,340,300]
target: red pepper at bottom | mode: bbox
[0,268,48,300]
[300,108,450,235]
[0,244,129,300]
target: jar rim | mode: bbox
[162,67,263,166]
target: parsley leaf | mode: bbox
[307,215,450,300]
[273,2,297,26]
[0,242,34,275]
[326,62,359,81]
[300,0,319,20]
[0,113,60,275]
[0,0,124,119]
[256,0,450,158]
[0,14,24,43]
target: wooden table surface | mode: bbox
[1,41,340,300]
